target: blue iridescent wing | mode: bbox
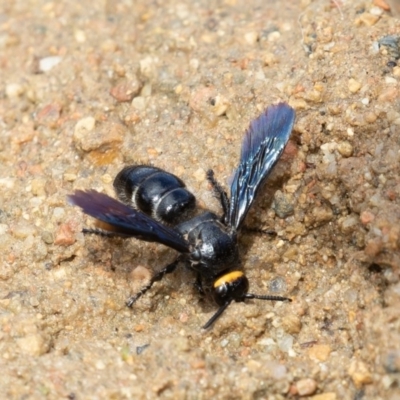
[68,190,190,253]
[228,103,295,230]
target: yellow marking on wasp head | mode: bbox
[213,271,244,288]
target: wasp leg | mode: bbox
[241,226,277,236]
[206,169,230,223]
[126,256,182,307]
[194,272,205,295]
[202,301,232,329]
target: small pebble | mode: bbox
[17,333,49,356]
[29,296,40,307]
[337,141,353,157]
[39,56,62,72]
[348,79,361,93]
[264,52,278,66]
[296,378,317,396]
[132,96,146,110]
[355,13,380,26]
[289,98,308,109]
[370,6,384,16]
[244,31,258,45]
[130,266,152,283]
[6,83,24,98]
[273,191,294,218]
[311,394,337,400]
[211,95,230,116]
[193,168,206,182]
[268,31,280,42]
[74,117,96,142]
[383,349,400,373]
[308,344,332,361]
[63,173,77,182]
[110,78,142,102]
[74,120,124,152]
[0,177,15,189]
[0,224,9,235]
[369,193,382,207]
[11,222,37,239]
[386,110,400,124]
[74,29,86,43]
[339,215,359,234]
[305,89,322,103]
[312,206,333,223]
[364,237,383,257]
[146,147,160,157]
[189,58,199,70]
[348,359,373,387]
[361,97,369,105]
[378,87,398,102]
[373,0,390,11]
[52,207,66,221]
[41,231,54,244]
[139,56,156,78]
[95,360,106,370]
[54,223,75,246]
[360,211,375,225]
[31,178,47,197]
[282,314,302,334]
[101,39,118,53]
[277,334,294,353]
[364,112,377,123]
[101,174,113,184]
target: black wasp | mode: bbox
[69,102,296,329]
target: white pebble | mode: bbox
[39,56,62,72]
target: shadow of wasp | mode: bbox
[69,102,296,329]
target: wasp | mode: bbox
[69,102,296,329]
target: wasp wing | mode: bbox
[68,190,190,254]
[228,103,295,230]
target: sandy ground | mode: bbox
[1,0,400,399]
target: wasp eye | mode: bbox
[215,283,228,298]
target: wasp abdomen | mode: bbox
[113,165,196,224]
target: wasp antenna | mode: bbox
[244,293,292,302]
[202,301,232,330]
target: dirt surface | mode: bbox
[1,0,400,399]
